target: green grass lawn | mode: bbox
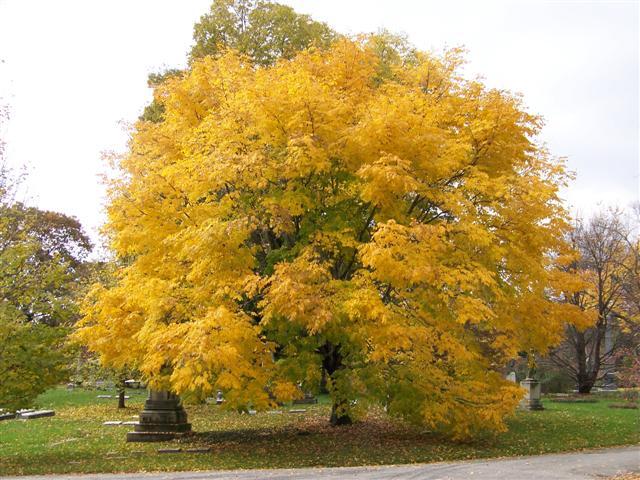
[0,387,638,476]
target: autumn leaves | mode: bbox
[76,39,580,438]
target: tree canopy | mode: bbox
[77,39,585,438]
[0,163,92,409]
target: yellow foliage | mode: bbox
[75,39,578,438]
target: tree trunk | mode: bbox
[330,399,352,426]
[572,329,600,394]
[576,374,595,394]
[574,330,587,387]
[117,378,126,408]
[319,341,353,426]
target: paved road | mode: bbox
[4,446,639,480]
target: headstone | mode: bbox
[66,382,76,389]
[289,408,307,414]
[267,410,283,414]
[608,403,638,409]
[157,448,182,454]
[215,391,224,405]
[0,413,16,421]
[185,447,211,453]
[20,410,55,419]
[293,392,318,405]
[506,371,517,383]
[519,378,544,411]
[601,372,617,390]
[126,390,191,442]
[125,379,141,389]
[97,395,112,399]
[248,409,257,415]
[103,421,123,426]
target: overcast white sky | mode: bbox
[0,0,638,247]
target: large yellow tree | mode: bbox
[77,39,584,438]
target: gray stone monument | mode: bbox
[519,377,544,410]
[519,351,543,410]
[126,390,191,442]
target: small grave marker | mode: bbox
[293,393,318,404]
[20,410,55,419]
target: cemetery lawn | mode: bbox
[0,388,638,476]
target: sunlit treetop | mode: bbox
[77,38,588,438]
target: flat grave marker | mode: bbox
[20,410,55,420]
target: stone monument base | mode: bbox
[126,390,192,442]
[519,378,544,411]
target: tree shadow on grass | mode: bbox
[180,417,474,451]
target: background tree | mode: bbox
[550,210,640,393]
[77,39,585,439]
[0,202,92,409]
[190,0,335,66]
[619,204,640,319]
